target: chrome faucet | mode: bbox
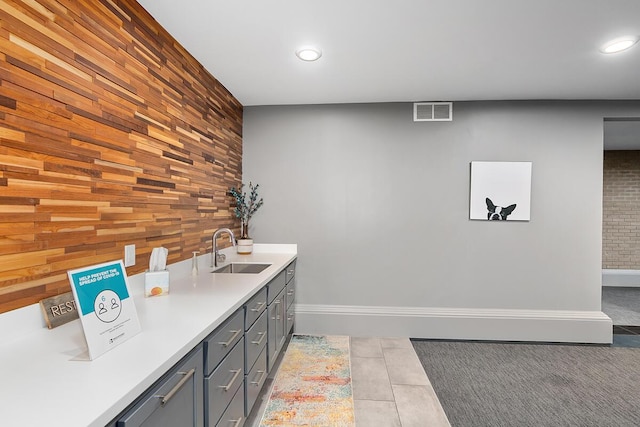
[211,228,236,268]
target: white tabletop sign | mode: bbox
[68,260,141,360]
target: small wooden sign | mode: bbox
[39,292,79,329]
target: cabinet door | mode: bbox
[117,346,204,427]
[275,291,285,353]
[216,378,245,427]
[285,277,295,310]
[286,304,295,335]
[244,287,267,331]
[245,347,267,417]
[285,260,296,285]
[267,270,286,304]
[204,308,244,376]
[205,337,245,427]
[245,310,267,372]
[267,289,286,371]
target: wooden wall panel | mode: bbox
[0,0,243,313]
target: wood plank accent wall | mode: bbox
[0,0,243,313]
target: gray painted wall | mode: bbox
[243,101,640,316]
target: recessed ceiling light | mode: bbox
[600,36,639,54]
[295,47,322,62]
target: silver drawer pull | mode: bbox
[274,299,281,305]
[229,417,243,427]
[217,329,241,347]
[218,369,241,391]
[250,369,266,386]
[250,301,266,312]
[251,331,266,345]
[287,315,294,321]
[287,290,294,296]
[287,269,295,274]
[157,368,195,406]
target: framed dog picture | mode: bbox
[469,161,532,221]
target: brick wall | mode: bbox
[603,151,640,269]
[0,0,243,313]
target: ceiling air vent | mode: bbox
[413,102,453,122]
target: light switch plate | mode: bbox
[124,244,135,267]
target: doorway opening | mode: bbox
[602,118,640,333]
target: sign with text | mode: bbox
[39,292,79,329]
[68,260,141,360]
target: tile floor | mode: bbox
[350,337,450,427]
[247,336,450,427]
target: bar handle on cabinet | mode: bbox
[157,368,195,406]
[252,331,266,346]
[217,329,241,347]
[250,369,266,386]
[218,369,241,392]
[273,299,282,320]
[250,301,266,312]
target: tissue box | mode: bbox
[145,270,169,297]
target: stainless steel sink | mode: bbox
[212,263,271,274]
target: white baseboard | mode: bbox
[294,304,612,344]
[602,269,640,287]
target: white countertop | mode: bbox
[0,244,297,427]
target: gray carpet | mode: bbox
[412,340,640,427]
[602,286,640,325]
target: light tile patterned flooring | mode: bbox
[351,337,450,427]
[248,336,450,427]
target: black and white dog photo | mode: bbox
[486,198,516,220]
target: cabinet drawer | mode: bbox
[245,310,267,371]
[285,278,295,310]
[267,270,286,304]
[285,260,296,284]
[245,347,267,417]
[204,308,244,375]
[244,287,267,330]
[286,305,295,335]
[117,346,204,427]
[216,379,245,427]
[205,337,245,427]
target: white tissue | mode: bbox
[149,247,168,271]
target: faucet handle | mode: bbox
[216,252,226,263]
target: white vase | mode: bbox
[237,238,253,254]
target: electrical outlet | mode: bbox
[124,244,136,267]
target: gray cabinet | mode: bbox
[116,345,204,427]
[215,381,245,427]
[266,270,287,371]
[244,289,267,417]
[244,287,267,330]
[204,309,244,374]
[112,257,297,427]
[245,311,267,370]
[267,288,286,371]
[284,260,296,288]
[245,346,267,415]
[205,336,245,426]
[267,262,297,371]
[284,260,296,335]
[204,307,246,427]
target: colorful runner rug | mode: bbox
[260,335,355,426]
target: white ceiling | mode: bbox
[136,0,640,148]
